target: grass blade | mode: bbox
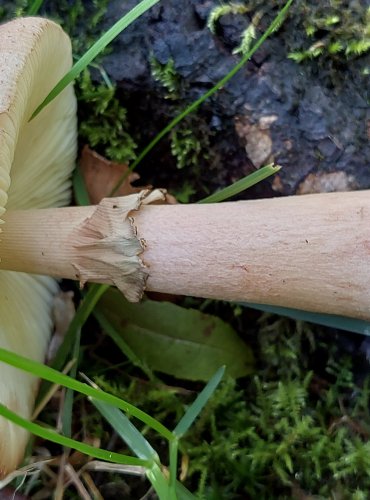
[146,462,172,499]
[198,164,280,203]
[91,399,177,499]
[73,167,90,206]
[0,403,149,466]
[50,284,109,373]
[0,348,173,441]
[61,328,81,438]
[169,439,178,498]
[245,303,370,335]
[27,0,44,15]
[173,366,225,438]
[175,481,197,500]
[30,0,160,120]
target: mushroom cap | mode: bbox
[0,17,77,474]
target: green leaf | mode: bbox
[94,308,155,380]
[97,289,254,381]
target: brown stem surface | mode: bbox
[1,190,369,319]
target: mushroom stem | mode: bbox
[1,190,370,320]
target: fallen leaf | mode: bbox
[79,145,177,205]
[79,145,148,204]
[97,288,254,381]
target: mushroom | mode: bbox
[0,17,76,474]
[1,15,370,475]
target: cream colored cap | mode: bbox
[0,17,77,475]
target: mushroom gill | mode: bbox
[0,17,77,474]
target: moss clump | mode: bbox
[77,70,137,163]
[183,317,370,498]
[150,56,211,174]
[288,3,370,65]
[86,314,370,498]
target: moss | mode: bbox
[150,57,182,100]
[34,1,139,163]
[207,0,370,83]
[288,4,370,64]
[0,1,138,165]
[77,70,137,163]
[183,319,370,498]
[170,124,210,170]
[207,3,251,34]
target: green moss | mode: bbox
[150,56,212,176]
[172,181,197,203]
[207,3,251,34]
[207,0,370,81]
[170,124,210,170]
[77,70,137,163]
[288,4,370,63]
[182,322,370,497]
[2,3,369,497]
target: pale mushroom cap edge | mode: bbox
[0,17,77,475]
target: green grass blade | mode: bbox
[198,165,280,203]
[73,167,90,206]
[27,0,44,15]
[146,462,172,499]
[0,402,149,466]
[110,0,293,194]
[91,399,158,460]
[30,0,160,120]
[61,328,81,438]
[244,303,370,335]
[173,366,225,438]
[38,284,109,404]
[169,439,178,499]
[50,284,109,373]
[0,348,173,441]
[175,482,196,500]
